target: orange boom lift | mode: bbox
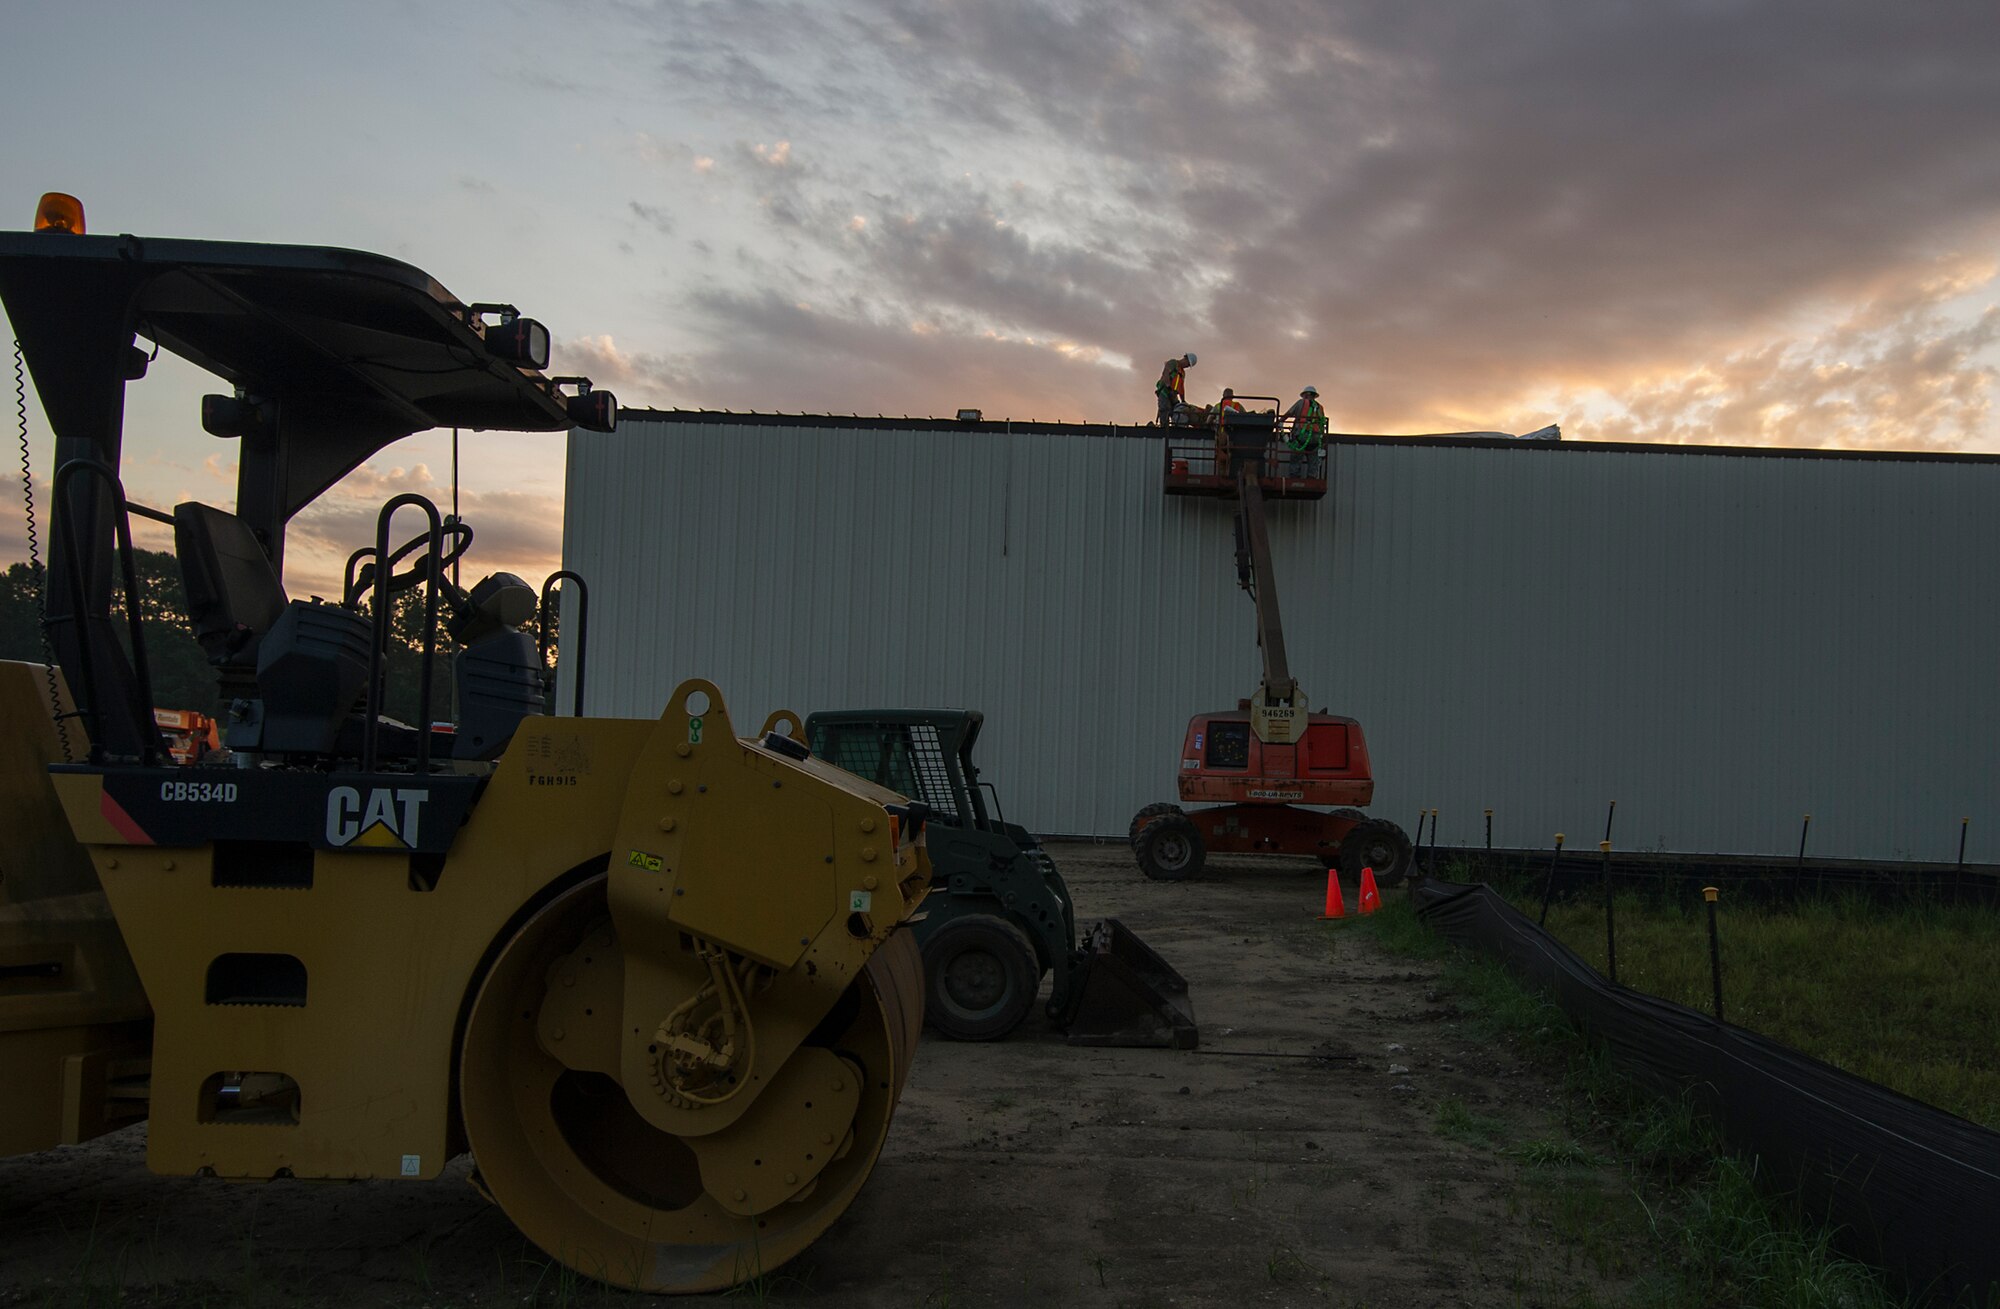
[1131,402,1413,884]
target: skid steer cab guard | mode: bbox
[803,708,1197,1049]
[0,200,933,1295]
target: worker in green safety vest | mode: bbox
[1282,385,1327,473]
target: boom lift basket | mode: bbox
[1162,400,1327,499]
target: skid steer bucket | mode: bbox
[1061,918,1199,1049]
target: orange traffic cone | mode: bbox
[1318,868,1345,920]
[1358,866,1382,915]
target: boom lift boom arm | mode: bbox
[1227,439,1303,743]
[1233,458,1294,706]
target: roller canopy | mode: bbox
[0,226,600,758]
[0,230,577,447]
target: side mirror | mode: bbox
[202,394,273,439]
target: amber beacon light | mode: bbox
[34,192,85,234]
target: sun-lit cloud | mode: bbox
[1582,295,2000,451]
[607,0,2000,447]
[558,334,690,410]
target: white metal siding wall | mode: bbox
[562,418,2000,862]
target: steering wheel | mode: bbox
[344,521,474,606]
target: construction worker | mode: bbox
[1283,385,1328,474]
[1155,352,1196,425]
[1205,387,1246,469]
[1186,386,1248,472]
[1198,387,1245,425]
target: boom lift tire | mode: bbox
[918,913,1039,1041]
[459,874,924,1295]
[1338,818,1414,887]
[1318,807,1368,867]
[1136,812,1206,882]
[1128,801,1183,850]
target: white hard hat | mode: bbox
[1184,352,1197,365]
[1301,384,1319,396]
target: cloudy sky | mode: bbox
[3,0,1997,594]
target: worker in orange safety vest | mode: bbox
[1208,386,1246,471]
[1155,352,1196,424]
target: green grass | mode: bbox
[1433,1096,1510,1147]
[1529,889,2000,1130]
[1506,1135,1601,1168]
[1356,895,1913,1309]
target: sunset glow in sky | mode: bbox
[4,0,1997,595]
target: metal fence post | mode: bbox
[1704,885,1724,1023]
[1538,834,1565,927]
[1600,839,1616,985]
[1958,817,1971,901]
[1484,808,1493,851]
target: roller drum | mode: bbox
[459,875,924,1294]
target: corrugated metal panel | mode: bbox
[562,417,2000,862]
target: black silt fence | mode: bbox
[1437,848,2000,911]
[1410,877,2000,1307]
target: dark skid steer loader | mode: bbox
[804,710,1197,1050]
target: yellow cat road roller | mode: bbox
[0,194,929,1293]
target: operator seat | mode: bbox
[175,500,374,755]
[173,501,287,700]
[443,571,546,761]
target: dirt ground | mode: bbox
[0,842,1642,1308]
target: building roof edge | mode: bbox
[607,408,2000,465]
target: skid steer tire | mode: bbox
[1136,812,1205,882]
[920,914,1040,1041]
[1338,818,1414,887]
[1128,802,1184,850]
